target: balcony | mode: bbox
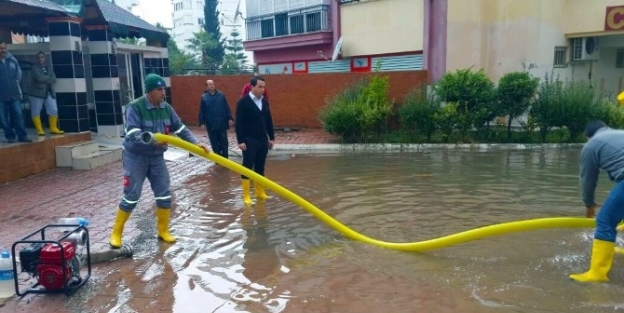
[245,5,331,41]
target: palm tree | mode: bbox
[186,29,219,71]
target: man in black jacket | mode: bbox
[199,79,233,158]
[235,76,275,204]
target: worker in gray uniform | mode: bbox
[570,120,624,283]
[109,73,209,249]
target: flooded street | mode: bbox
[73,149,624,313]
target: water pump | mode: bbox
[20,240,85,291]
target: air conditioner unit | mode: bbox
[571,37,599,62]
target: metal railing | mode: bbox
[245,5,330,40]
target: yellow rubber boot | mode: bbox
[156,208,176,243]
[570,239,615,283]
[32,116,45,136]
[242,179,252,204]
[255,182,270,200]
[49,116,64,134]
[109,208,131,249]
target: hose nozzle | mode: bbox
[140,132,156,144]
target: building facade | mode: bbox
[171,0,206,52]
[1,0,170,137]
[431,0,624,96]
[243,0,423,74]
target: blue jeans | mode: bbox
[0,100,27,140]
[595,180,624,242]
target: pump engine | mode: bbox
[19,240,85,290]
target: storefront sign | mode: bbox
[606,6,624,31]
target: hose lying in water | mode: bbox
[146,133,598,252]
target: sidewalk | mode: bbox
[0,127,338,312]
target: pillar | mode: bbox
[85,25,123,137]
[47,17,90,133]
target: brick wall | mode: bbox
[0,133,92,184]
[170,71,429,129]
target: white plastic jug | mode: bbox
[0,250,15,301]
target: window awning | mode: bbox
[1,0,73,37]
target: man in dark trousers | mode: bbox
[198,79,233,158]
[235,76,275,204]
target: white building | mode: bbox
[170,0,245,55]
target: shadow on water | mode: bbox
[69,149,624,313]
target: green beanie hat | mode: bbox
[144,73,166,92]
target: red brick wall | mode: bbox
[170,71,429,129]
[0,133,91,184]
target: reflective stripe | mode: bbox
[122,197,139,204]
[126,128,141,136]
[155,195,172,200]
[174,125,186,134]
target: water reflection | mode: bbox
[83,149,624,313]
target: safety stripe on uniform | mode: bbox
[155,195,172,200]
[122,197,139,204]
[126,128,141,135]
[174,125,186,134]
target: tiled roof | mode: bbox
[7,0,70,14]
[95,0,169,43]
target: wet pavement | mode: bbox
[0,127,338,312]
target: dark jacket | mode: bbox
[0,52,22,102]
[198,90,233,131]
[29,63,57,99]
[235,93,275,144]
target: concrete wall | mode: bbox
[340,0,424,57]
[170,71,429,128]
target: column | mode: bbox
[85,25,123,137]
[47,17,90,133]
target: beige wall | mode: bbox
[564,0,624,36]
[445,0,624,92]
[340,0,424,57]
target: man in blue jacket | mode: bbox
[570,120,624,283]
[109,73,209,249]
[199,79,233,158]
[0,41,31,143]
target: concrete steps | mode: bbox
[55,141,122,170]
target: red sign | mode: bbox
[605,6,624,31]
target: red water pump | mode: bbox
[37,242,77,290]
[20,241,83,291]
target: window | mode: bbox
[275,14,288,36]
[184,14,193,25]
[553,46,567,68]
[198,18,205,26]
[184,0,192,9]
[305,11,321,32]
[616,49,624,68]
[174,2,182,11]
[261,19,274,38]
[290,15,303,34]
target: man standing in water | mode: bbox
[109,73,209,249]
[569,120,624,283]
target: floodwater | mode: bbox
[76,149,624,313]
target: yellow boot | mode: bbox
[49,116,64,134]
[255,182,270,200]
[570,239,615,283]
[242,179,252,204]
[156,208,176,243]
[109,208,131,249]
[32,116,45,136]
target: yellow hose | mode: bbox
[153,133,597,252]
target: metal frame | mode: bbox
[11,224,92,297]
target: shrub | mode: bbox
[398,86,440,141]
[497,71,539,137]
[319,75,392,142]
[435,68,496,134]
